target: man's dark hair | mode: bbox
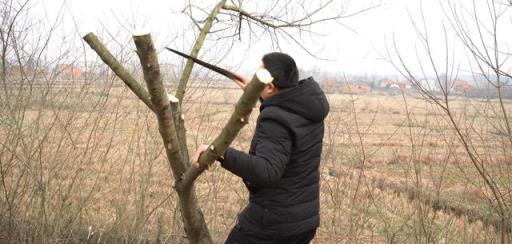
[262,52,299,89]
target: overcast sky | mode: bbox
[36,0,512,78]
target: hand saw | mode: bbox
[165,47,245,84]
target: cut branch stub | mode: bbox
[169,93,190,165]
[177,68,273,190]
[83,33,155,111]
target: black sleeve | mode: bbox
[220,117,292,188]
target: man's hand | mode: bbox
[191,144,209,169]
[233,74,250,89]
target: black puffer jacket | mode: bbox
[221,77,329,236]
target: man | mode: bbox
[192,52,329,244]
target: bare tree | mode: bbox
[83,1,374,243]
[0,1,134,242]
[84,31,272,244]
[390,0,511,242]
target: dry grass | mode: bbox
[1,83,510,243]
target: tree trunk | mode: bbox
[84,32,272,244]
[132,32,211,244]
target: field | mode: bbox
[1,81,511,243]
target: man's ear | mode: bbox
[263,83,274,94]
[269,83,279,94]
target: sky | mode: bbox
[34,0,512,79]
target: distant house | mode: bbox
[453,79,472,93]
[6,65,47,79]
[340,81,372,94]
[57,64,83,79]
[389,83,400,89]
[378,79,394,88]
[397,81,412,90]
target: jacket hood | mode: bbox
[261,77,329,122]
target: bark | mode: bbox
[170,95,190,164]
[83,33,155,111]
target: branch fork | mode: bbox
[84,31,272,244]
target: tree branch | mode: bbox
[177,68,273,191]
[221,2,377,29]
[83,33,155,111]
[175,0,227,102]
